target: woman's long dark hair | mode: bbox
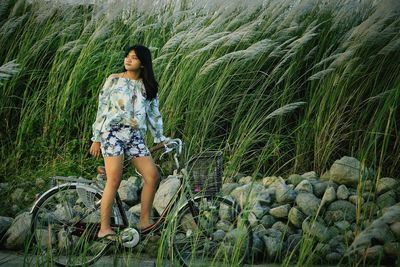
[123,45,158,101]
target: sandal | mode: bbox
[97,233,127,244]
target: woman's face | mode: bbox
[124,50,142,71]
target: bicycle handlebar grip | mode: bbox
[149,142,165,153]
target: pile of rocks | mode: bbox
[0,155,399,266]
[223,156,399,265]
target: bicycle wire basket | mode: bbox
[184,150,223,197]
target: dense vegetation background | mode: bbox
[0,0,399,215]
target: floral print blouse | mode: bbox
[91,75,167,144]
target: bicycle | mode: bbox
[29,138,253,266]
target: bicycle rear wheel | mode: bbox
[30,184,122,266]
[170,195,252,267]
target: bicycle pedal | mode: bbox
[120,228,140,248]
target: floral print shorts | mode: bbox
[100,124,151,160]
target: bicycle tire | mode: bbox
[170,195,253,267]
[30,183,121,267]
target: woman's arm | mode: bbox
[145,94,167,144]
[91,76,112,142]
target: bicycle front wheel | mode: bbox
[30,184,120,267]
[170,195,253,267]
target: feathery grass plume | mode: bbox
[303,44,319,61]
[312,50,350,70]
[287,20,320,50]
[340,0,400,50]
[160,30,189,54]
[172,15,196,33]
[307,68,335,81]
[199,38,273,75]
[327,50,354,69]
[0,14,28,40]
[0,0,10,21]
[265,102,307,120]
[184,32,231,56]
[0,59,20,85]
[90,22,112,41]
[222,20,260,47]
[58,22,82,38]
[378,36,400,56]
[57,40,85,55]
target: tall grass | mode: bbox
[1,0,399,265]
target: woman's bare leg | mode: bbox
[130,155,160,228]
[98,155,124,237]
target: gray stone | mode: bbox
[285,233,301,253]
[324,200,356,224]
[3,212,32,250]
[321,186,336,206]
[312,181,328,198]
[256,191,273,206]
[216,220,231,232]
[288,207,306,228]
[376,177,398,195]
[302,217,332,242]
[252,224,268,238]
[212,229,226,242]
[320,170,331,181]
[125,211,139,226]
[269,204,291,219]
[238,176,253,185]
[272,221,293,235]
[261,176,285,188]
[301,171,318,180]
[347,221,395,255]
[127,175,143,189]
[118,180,139,206]
[153,176,180,215]
[262,235,281,260]
[294,179,313,193]
[336,185,349,200]
[265,228,283,239]
[380,203,400,224]
[390,221,400,239]
[128,203,156,218]
[260,215,275,228]
[251,201,269,219]
[251,233,265,259]
[295,192,321,216]
[287,174,303,186]
[348,195,364,205]
[377,190,396,209]
[230,182,264,209]
[275,184,297,203]
[221,183,240,195]
[248,212,258,226]
[329,156,364,187]
[0,216,13,238]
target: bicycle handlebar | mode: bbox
[149,138,184,169]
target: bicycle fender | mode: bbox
[29,182,101,214]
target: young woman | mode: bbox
[89,45,168,242]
